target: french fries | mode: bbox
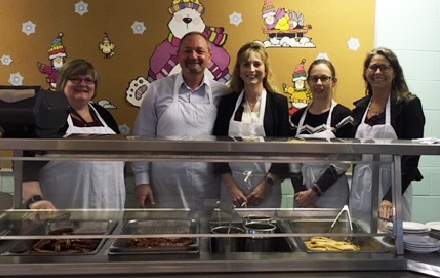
[305,236,360,251]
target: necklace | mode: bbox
[370,108,384,116]
[70,106,102,127]
[368,104,385,118]
[245,94,261,112]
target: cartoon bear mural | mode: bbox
[126,0,231,107]
[149,0,231,83]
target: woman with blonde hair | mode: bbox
[213,42,289,208]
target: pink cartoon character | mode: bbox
[147,0,231,83]
[37,32,67,90]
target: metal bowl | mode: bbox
[243,223,276,235]
[210,226,244,253]
[242,215,272,225]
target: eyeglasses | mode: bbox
[68,77,96,85]
[368,65,392,73]
[308,76,333,83]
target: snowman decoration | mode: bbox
[126,0,231,107]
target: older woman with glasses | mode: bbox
[289,59,353,208]
[22,59,125,210]
[350,47,425,222]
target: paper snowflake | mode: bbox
[131,21,147,35]
[22,21,36,36]
[316,53,330,61]
[1,55,13,66]
[74,1,89,16]
[229,12,243,26]
[9,73,24,86]
[347,38,360,51]
[118,123,130,135]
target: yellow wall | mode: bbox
[0,0,375,129]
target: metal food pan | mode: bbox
[208,221,295,253]
[289,220,388,253]
[2,220,116,256]
[108,219,199,255]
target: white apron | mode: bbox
[39,103,125,209]
[292,101,349,208]
[151,75,219,209]
[221,90,282,209]
[350,98,412,222]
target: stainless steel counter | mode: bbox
[1,135,440,161]
[0,209,438,277]
[1,136,440,277]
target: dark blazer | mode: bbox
[213,90,289,177]
[213,91,289,137]
[352,94,425,201]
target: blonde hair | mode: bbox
[229,42,277,93]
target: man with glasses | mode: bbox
[132,32,228,210]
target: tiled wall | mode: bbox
[0,170,14,194]
[376,0,440,223]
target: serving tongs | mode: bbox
[329,205,353,242]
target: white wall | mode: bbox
[376,0,440,223]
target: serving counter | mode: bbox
[0,135,439,277]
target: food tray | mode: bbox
[2,220,116,256]
[108,219,199,255]
[289,220,388,253]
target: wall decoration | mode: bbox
[148,0,231,83]
[0,0,375,128]
[283,59,312,115]
[98,33,115,59]
[74,1,89,16]
[1,55,13,66]
[317,53,330,61]
[118,123,130,135]
[9,72,24,86]
[126,76,148,107]
[22,21,36,36]
[37,32,67,90]
[229,12,243,26]
[131,21,147,35]
[347,37,361,51]
[125,0,232,108]
[259,0,315,48]
[98,100,117,109]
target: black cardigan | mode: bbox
[23,103,120,182]
[213,90,289,178]
[352,94,425,201]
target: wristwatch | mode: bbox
[26,195,42,209]
[264,175,275,186]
